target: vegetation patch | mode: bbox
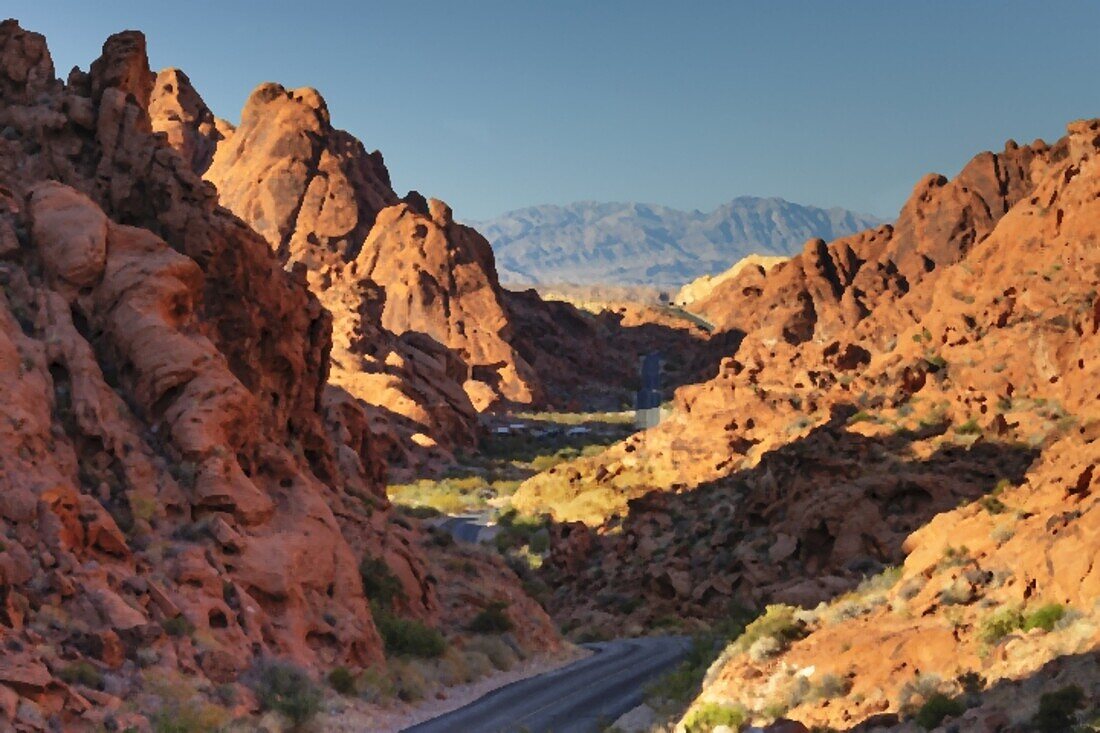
[682,702,747,733]
[978,603,1067,644]
[1031,685,1085,732]
[374,609,447,658]
[734,604,805,654]
[248,659,323,728]
[359,553,404,610]
[57,661,103,689]
[328,665,356,695]
[914,693,965,730]
[468,600,514,633]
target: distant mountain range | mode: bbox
[470,198,885,287]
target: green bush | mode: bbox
[1031,685,1084,732]
[356,665,396,704]
[979,603,1066,644]
[465,635,519,671]
[847,411,874,424]
[360,554,404,610]
[914,693,965,729]
[249,659,323,727]
[978,607,1025,644]
[161,615,195,638]
[954,419,981,436]
[1022,603,1065,632]
[978,495,1007,514]
[57,661,103,689]
[328,666,356,695]
[469,601,514,633]
[683,702,747,733]
[389,658,428,702]
[150,702,230,733]
[374,608,446,658]
[735,604,805,652]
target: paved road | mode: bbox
[433,513,498,544]
[403,636,691,733]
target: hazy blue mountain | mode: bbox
[469,198,885,287]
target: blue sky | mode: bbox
[8,1,1100,220]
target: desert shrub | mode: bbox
[810,673,851,701]
[926,354,948,370]
[899,674,948,716]
[401,505,441,519]
[356,666,396,703]
[528,528,550,553]
[1031,685,1085,732]
[435,647,475,686]
[466,634,519,671]
[914,693,965,729]
[169,460,198,489]
[328,665,356,695]
[954,419,981,435]
[462,649,495,678]
[979,603,1066,644]
[978,606,1025,644]
[979,495,1007,514]
[469,601,513,633]
[248,659,322,727]
[683,702,747,733]
[1022,603,1065,632]
[847,411,874,424]
[161,615,195,637]
[58,661,103,689]
[150,703,230,733]
[359,554,404,610]
[374,609,446,658]
[735,604,805,653]
[937,545,971,569]
[143,671,232,733]
[389,658,429,702]
[855,566,902,595]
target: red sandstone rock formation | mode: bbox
[0,21,558,730]
[524,118,1100,669]
[151,72,712,466]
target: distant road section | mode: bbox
[403,636,690,733]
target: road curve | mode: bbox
[403,636,690,733]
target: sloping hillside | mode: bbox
[517,120,1099,730]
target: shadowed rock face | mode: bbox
[0,21,559,728]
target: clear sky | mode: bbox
[8,1,1100,221]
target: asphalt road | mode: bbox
[434,513,497,543]
[403,636,691,733]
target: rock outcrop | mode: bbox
[522,116,1100,694]
[0,21,558,730]
[151,74,714,465]
[673,253,787,308]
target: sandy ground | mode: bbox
[317,644,591,732]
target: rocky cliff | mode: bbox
[520,119,1099,730]
[148,72,716,465]
[0,21,558,730]
[676,120,1100,732]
